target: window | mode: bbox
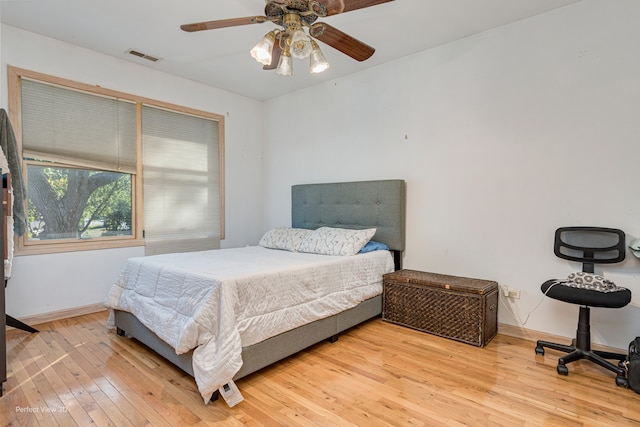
[142,106,222,255]
[27,164,132,241]
[20,78,136,245]
[8,66,225,255]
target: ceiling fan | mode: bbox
[180,0,395,76]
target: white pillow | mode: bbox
[298,227,377,256]
[259,227,313,252]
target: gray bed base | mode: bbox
[113,179,406,400]
[115,294,381,380]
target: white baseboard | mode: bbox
[8,303,107,328]
[498,322,625,353]
[7,308,627,354]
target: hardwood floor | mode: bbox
[1,311,639,426]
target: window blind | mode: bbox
[21,79,137,173]
[142,105,221,255]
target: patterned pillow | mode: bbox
[298,227,377,256]
[259,227,313,252]
[563,271,624,293]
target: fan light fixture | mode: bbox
[249,13,329,76]
[181,0,389,76]
[250,31,276,65]
[290,28,312,59]
[276,49,293,76]
[309,40,330,73]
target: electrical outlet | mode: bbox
[508,289,521,299]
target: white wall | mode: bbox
[2,0,639,350]
[0,25,265,318]
[262,0,640,349]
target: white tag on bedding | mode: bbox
[219,380,244,407]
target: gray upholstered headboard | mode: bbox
[291,179,406,256]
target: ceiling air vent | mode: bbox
[126,49,160,62]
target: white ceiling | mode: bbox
[1,0,582,101]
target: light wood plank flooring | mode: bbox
[1,311,639,426]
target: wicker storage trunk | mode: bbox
[382,270,498,347]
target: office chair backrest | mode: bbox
[554,226,626,274]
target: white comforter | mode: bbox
[103,246,393,402]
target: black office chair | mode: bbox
[535,226,631,387]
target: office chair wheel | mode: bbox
[535,345,544,356]
[557,364,569,376]
[616,375,628,388]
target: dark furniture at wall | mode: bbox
[382,269,499,347]
[3,173,36,335]
[0,171,6,396]
[535,226,631,387]
[0,172,39,397]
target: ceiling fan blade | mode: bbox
[263,40,283,70]
[310,23,375,62]
[180,16,267,32]
[318,0,395,17]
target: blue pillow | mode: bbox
[359,241,389,253]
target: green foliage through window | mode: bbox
[27,165,132,241]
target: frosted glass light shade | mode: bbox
[250,32,275,65]
[290,28,312,59]
[309,43,330,73]
[276,51,293,76]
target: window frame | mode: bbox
[7,66,225,255]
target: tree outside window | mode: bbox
[27,165,132,241]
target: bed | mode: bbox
[105,179,406,404]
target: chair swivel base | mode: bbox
[535,307,628,387]
[535,340,628,387]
